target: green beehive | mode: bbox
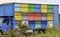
[47,5,53,13]
[28,7,35,12]
[28,4,35,12]
[47,5,53,8]
[28,4,35,7]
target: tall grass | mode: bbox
[0,26,60,37]
[0,29,60,37]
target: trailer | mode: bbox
[0,3,59,33]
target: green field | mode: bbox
[0,28,60,37]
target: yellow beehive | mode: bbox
[15,16,22,20]
[14,12,22,20]
[22,8,28,12]
[22,4,28,7]
[47,14,53,20]
[41,9,47,13]
[41,4,47,13]
[15,12,22,16]
[41,4,47,9]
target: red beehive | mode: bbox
[28,13,35,20]
[34,13,41,20]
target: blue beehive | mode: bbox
[41,21,47,29]
[29,21,35,29]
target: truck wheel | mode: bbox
[0,30,4,35]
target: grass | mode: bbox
[0,28,60,37]
[0,25,60,37]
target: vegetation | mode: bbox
[0,27,60,37]
[0,23,60,37]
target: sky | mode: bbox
[0,0,60,14]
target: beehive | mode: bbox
[0,3,59,30]
[14,3,59,29]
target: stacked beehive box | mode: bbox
[14,3,59,29]
[0,3,59,30]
